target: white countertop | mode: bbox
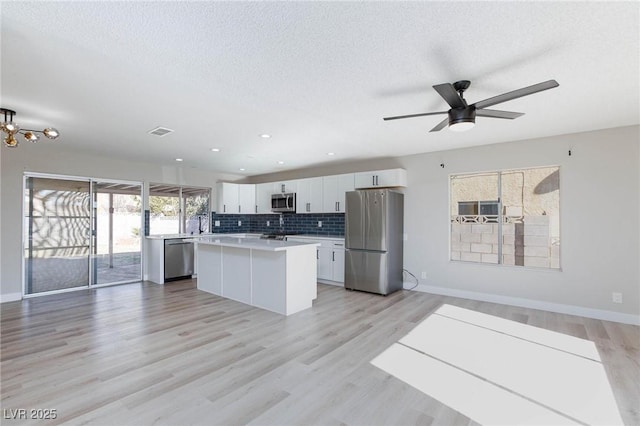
[287,234,344,241]
[147,233,261,240]
[189,236,320,252]
[147,233,343,241]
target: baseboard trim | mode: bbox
[0,292,22,303]
[317,279,343,287]
[404,282,640,326]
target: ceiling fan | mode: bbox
[383,79,559,132]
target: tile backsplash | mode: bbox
[211,212,344,236]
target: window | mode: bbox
[450,166,560,269]
[148,184,210,235]
[458,200,500,222]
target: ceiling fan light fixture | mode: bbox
[383,79,558,133]
[448,107,476,132]
[449,121,475,132]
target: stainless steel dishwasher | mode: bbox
[164,238,195,282]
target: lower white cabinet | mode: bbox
[317,247,333,281]
[318,243,344,284]
[288,237,344,285]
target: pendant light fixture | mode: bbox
[1,108,60,148]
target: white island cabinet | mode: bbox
[192,237,319,316]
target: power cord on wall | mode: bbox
[403,269,420,291]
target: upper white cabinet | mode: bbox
[217,169,406,215]
[323,174,354,213]
[255,182,274,214]
[238,184,256,214]
[296,177,323,214]
[354,168,407,189]
[216,182,238,214]
[273,180,298,194]
[216,183,255,214]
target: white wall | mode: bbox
[252,126,640,323]
[2,126,638,323]
[0,143,241,301]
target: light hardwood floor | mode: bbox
[1,280,638,425]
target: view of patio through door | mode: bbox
[24,175,143,296]
[92,181,143,285]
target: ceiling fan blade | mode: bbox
[429,117,450,132]
[475,109,524,119]
[383,111,447,121]
[433,83,466,109]
[473,80,559,109]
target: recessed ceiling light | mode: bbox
[175,158,183,162]
[211,148,220,152]
[277,161,284,165]
[260,134,271,139]
[327,152,335,156]
[239,168,245,171]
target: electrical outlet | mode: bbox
[403,233,408,241]
[612,292,623,304]
[421,272,427,279]
[238,220,242,227]
[266,220,270,227]
[318,221,322,228]
[214,220,220,227]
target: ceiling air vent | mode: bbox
[147,127,174,137]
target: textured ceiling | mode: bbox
[1,1,638,176]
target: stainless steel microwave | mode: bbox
[271,193,296,213]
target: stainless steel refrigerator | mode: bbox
[345,189,404,295]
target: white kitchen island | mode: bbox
[191,237,319,316]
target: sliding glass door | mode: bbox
[24,177,91,295]
[24,175,143,296]
[92,181,143,285]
